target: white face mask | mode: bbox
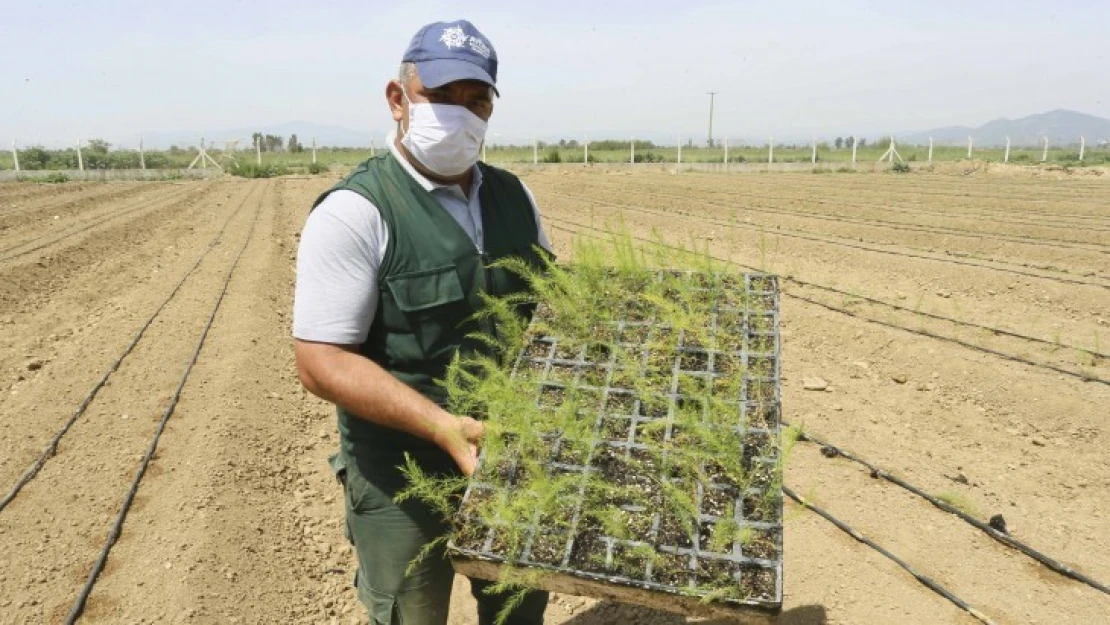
[401,91,488,177]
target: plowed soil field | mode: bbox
[1,168,1106,625]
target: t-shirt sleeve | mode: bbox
[293,190,388,344]
[520,181,553,253]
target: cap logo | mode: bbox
[438,25,492,59]
[468,36,491,59]
[439,26,469,49]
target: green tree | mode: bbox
[86,138,111,154]
[834,137,843,150]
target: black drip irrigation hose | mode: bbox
[65,181,267,624]
[784,278,1108,360]
[783,486,996,625]
[546,220,1109,386]
[0,182,254,513]
[549,191,1110,287]
[786,423,1110,596]
[787,290,1108,387]
[0,185,199,261]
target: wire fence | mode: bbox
[2,135,1108,174]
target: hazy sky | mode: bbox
[1,0,1107,147]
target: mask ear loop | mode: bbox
[399,85,413,137]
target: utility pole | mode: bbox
[77,140,84,171]
[706,91,718,148]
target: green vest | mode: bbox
[312,153,547,460]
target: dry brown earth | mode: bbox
[0,167,1106,624]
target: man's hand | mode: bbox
[433,416,485,476]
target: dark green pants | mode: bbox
[336,448,548,625]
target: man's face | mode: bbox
[388,73,495,132]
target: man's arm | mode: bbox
[293,191,482,474]
[294,340,483,475]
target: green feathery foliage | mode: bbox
[396,227,788,617]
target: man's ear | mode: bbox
[386,80,404,123]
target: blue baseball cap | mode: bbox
[402,20,499,95]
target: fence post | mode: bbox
[1004,136,1010,163]
[139,137,146,170]
[1042,136,1049,162]
[811,137,817,164]
[851,136,857,165]
[1079,136,1085,161]
[369,136,375,158]
[768,136,774,164]
[312,137,317,165]
[482,142,487,163]
[11,140,19,172]
[677,136,682,164]
[256,137,261,165]
[928,136,934,163]
[630,136,635,164]
[533,139,538,165]
[967,135,973,159]
[77,140,84,171]
[723,137,729,167]
[584,136,588,164]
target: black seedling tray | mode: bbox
[450,272,782,620]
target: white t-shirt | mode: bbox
[293,135,552,345]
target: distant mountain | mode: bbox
[141,121,379,149]
[900,110,1110,147]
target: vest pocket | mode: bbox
[384,265,469,361]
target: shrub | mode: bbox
[891,162,911,173]
[41,172,70,183]
[227,162,290,178]
[307,162,329,175]
[542,148,562,163]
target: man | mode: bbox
[292,19,552,625]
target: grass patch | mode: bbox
[935,491,978,517]
[227,162,290,178]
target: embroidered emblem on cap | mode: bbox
[440,26,468,49]
[468,36,491,59]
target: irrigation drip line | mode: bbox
[588,179,1110,231]
[785,424,1110,596]
[0,185,201,262]
[65,181,266,624]
[0,182,258,513]
[783,279,1108,360]
[547,220,1108,386]
[786,290,1107,386]
[783,486,996,625]
[553,185,1110,254]
[550,191,1110,287]
[0,181,173,219]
